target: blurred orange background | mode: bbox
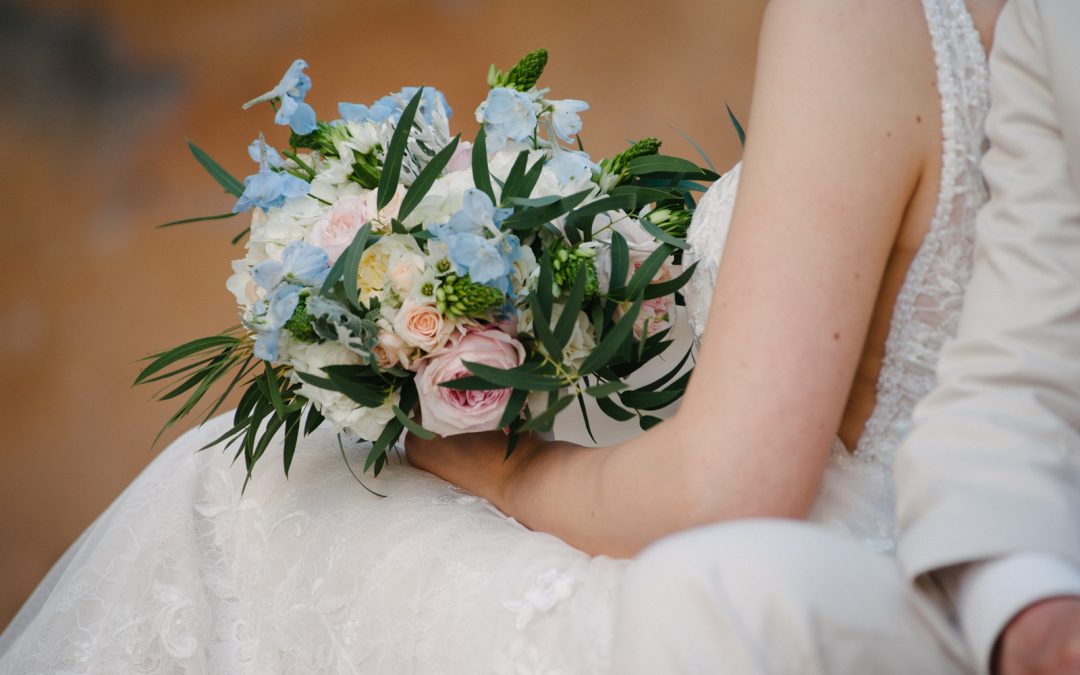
[0,0,765,628]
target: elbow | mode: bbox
[669,420,823,529]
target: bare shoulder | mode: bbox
[747,0,939,184]
[758,0,934,91]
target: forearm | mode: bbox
[500,412,817,558]
[500,418,710,557]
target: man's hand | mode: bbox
[997,597,1080,675]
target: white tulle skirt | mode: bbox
[0,414,894,674]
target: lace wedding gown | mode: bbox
[0,1,989,672]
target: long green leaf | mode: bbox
[726,104,746,147]
[497,388,528,430]
[625,245,673,300]
[499,189,592,232]
[448,362,564,391]
[377,87,425,210]
[639,213,689,250]
[135,334,240,384]
[644,262,697,300]
[158,212,239,229]
[595,395,635,421]
[553,264,587,352]
[669,124,717,172]
[618,387,684,411]
[341,223,373,306]
[609,185,681,206]
[263,362,289,420]
[606,231,629,297]
[498,150,531,205]
[579,298,641,375]
[282,409,302,477]
[575,392,597,444]
[529,295,563,364]
[393,404,434,440]
[188,140,245,197]
[518,393,574,433]
[584,380,628,398]
[398,134,461,223]
[627,154,719,181]
[472,127,495,203]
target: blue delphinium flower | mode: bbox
[476,87,539,150]
[549,98,589,143]
[548,148,598,187]
[252,241,331,290]
[233,165,310,213]
[247,137,285,168]
[252,283,303,362]
[242,59,318,134]
[339,86,452,125]
[234,134,311,213]
[431,189,520,292]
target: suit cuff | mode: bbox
[948,553,1080,675]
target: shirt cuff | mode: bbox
[951,553,1080,674]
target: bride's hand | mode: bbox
[404,429,550,509]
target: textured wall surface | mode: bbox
[0,0,765,627]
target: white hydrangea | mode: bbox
[282,337,398,442]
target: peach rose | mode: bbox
[372,330,415,370]
[393,298,454,353]
[415,328,526,436]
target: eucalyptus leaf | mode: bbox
[578,298,641,375]
[517,393,574,433]
[595,395,635,421]
[187,140,245,197]
[377,87,425,210]
[393,404,434,440]
[450,361,564,391]
[644,262,697,299]
[158,212,239,229]
[398,134,461,223]
[472,127,495,202]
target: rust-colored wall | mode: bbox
[0,0,765,627]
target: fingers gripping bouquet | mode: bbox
[140,50,717,485]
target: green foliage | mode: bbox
[378,87,425,210]
[284,293,320,343]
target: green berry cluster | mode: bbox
[436,274,504,318]
[551,245,599,297]
[488,48,549,92]
[599,137,662,183]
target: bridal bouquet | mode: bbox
[139,50,717,483]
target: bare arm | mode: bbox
[410,0,932,557]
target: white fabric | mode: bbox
[612,520,971,675]
[896,1,1080,672]
[944,554,1080,672]
[0,0,989,671]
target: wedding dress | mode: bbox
[0,0,990,672]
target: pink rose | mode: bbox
[393,299,454,354]
[310,195,376,263]
[446,140,474,174]
[618,295,676,340]
[415,328,526,436]
[366,184,406,230]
